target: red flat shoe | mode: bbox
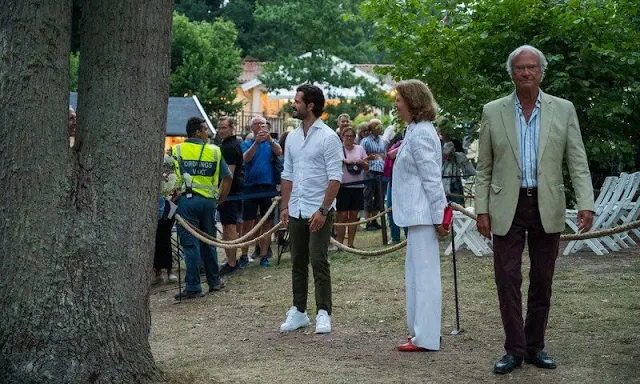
[397,340,429,352]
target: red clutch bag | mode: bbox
[442,205,453,231]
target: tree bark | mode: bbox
[0,1,173,383]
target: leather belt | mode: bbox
[520,187,537,197]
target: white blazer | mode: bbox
[391,120,447,227]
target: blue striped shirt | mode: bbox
[360,135,387,173]
[515,94,541,188]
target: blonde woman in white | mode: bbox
[392,79,449,352]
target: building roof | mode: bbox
[354,64,397,87]
[69,92,213,137]
[239,59,265,84]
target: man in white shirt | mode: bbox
[279,85,343,334]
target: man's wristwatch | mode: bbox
[318,206,329,216]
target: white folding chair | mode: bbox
[564,173,636,255]
[611,172,640,247]
[595,172,640,251]
[445,209,492,257]
[563,176,620,255]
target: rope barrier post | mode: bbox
[450,206,463,336]
[176,228,182,304]
[276,198,285,266]
[377,175,388,245]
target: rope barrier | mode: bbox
[449,202,640,241]
[211,197,281,245]
[330,238,408,256]
[334,207,393,226]
[175,213,285,249]
[450,202,477,220]
[561,220,640,241]
[172,184,639,257]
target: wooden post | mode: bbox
[377,175,388,245]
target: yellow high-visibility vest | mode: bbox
[171,141,222,199]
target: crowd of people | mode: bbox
[153,102,476,280]
[152,45,596,376]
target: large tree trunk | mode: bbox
[0,1,173,383]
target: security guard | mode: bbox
[172,117,232,300]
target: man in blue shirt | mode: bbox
[360,119,388,230]
[240,116,283,266]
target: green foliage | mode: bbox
[217,0,260,57]
[177,0,386,63]
[260,51,392,126]
[362,0,640,179]
[69,52,79,92]
[252,0,392,124]
[252,0,385,63]
[173,0,224,21]
[170,12,243,116]
[325,101,360,129]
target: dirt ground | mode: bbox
[149,231,640,384]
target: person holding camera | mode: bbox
[335,126,368,248]
[240,116,282,267]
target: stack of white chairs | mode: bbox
[620,181,640,243]
[445,206,493,257]
[563,172,640,255]
[606,172,640,249]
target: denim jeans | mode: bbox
[176,194,221,293]
[387,183,407,242]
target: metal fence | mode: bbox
[233,112,286,137]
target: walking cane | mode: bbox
[450,205,463,335]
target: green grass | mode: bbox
[150,230,640,384]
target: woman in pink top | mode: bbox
[336,127,369,248]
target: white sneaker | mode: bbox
[328,244,338,251]
[315,310,332,334]
[167,273,178,283]
[279,306,310,332]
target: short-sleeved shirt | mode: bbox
[341,145,367,187]
[220,136,244,195]
[360,135,387,173]
[241,139,276,187]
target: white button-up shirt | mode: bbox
[281,119,344,219]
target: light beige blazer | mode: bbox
[475,90,595,236]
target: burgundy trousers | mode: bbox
[492,189,561,358]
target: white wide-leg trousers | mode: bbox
[405,225,441,350]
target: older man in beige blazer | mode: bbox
[475,45,595,374]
